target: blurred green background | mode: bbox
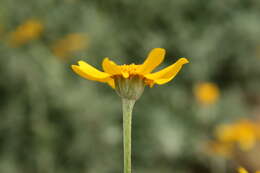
[1,0,260,173]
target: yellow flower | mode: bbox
[207,141,232,158]
[71,48,189,89]
[238,167,260,173]
[8,19,43,47]
[215,119,259,151]
[194,82,219,105]
[239,167,249,173]
[52,33,88,60]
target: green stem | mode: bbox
[122,98,135,173]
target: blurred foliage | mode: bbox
[0,0,260,173]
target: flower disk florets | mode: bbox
[120,64,139,74]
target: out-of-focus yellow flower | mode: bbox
[71,48,189,89]
[238,167,260,173]
[215,119,260,151]
[239,167,249,173]
[52,33,88,60]
[194,82,219,105]
[8,19,43,47]
[207,141,232,158]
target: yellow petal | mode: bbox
[137,48,165,74]
[107,79,115,89]
[102,57,121,75]
[72,65,96,81]
[71,61,111,82]
[145,58,189,85]
[238,167,248,173]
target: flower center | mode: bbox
[120,64,140,75]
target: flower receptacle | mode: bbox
[115,75,145,100]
